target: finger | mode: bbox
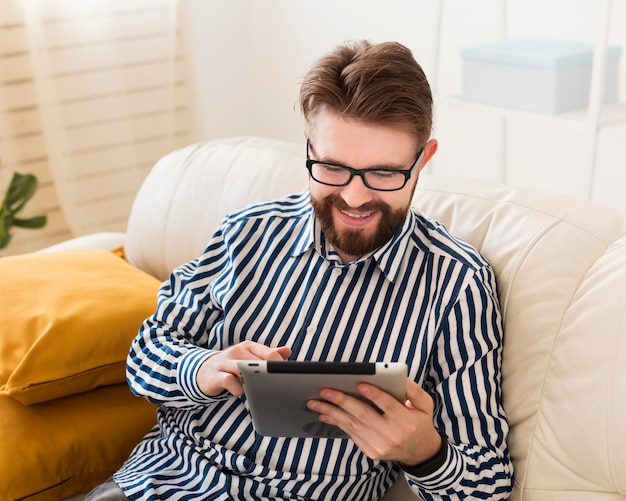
[317,388,383,428]
[243,342,291,361]
[307,395,354,427]
[198,343,291,397]
[222,372,244,397]
[196,353,238,396]
[310,391,394,457]
[263,346,291,361]
[274,346,292,360]
[404,379,434,415]
[356,383,404,415]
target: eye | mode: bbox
[370,170,399,180]
[319,164,346,175]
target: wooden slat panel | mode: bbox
[74,192,137,226]
[0,53,31,83]
[0,160,52,192]
[134,132,190,159]
[62,144,154,179]
[62,83,188,127]
[37,0,172,21]
[63,138,188,207]
[68,165,161,205]
[63,133,186,179]
[1,108,42,136]
[0,0,24,27]
[1,0,193,251]
[0,26,28,55]
[0,81,35,111]
[54,60,186,101]
[8,159,54,185]
[42,9,175,46]
[65,109,188,151]
[0,133,47,163]
[47,36,183,75]
[0,169,11,194]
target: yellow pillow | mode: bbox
[0,384,156,501]
[0,248,161,405]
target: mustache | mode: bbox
[323,194,389,213]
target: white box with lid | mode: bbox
[461,39,622,114]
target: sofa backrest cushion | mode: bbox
[413,176,626,499]
[125,136,307,280]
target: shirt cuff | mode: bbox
[404,441,464,492]
[400,431,448,477]
[177,349,230,403]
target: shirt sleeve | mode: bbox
[125,224,231,407]
[406,264,514,500]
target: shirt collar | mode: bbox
[291,200,415,284]
[290,205,316,257]
[370,210,415,283]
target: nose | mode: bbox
[339,173,374,208]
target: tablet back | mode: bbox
[238,361,407,438]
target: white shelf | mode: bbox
[566,101,626,128]
[435,0,622,198]
[439,96,626,129]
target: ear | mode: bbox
[418,138,438,172]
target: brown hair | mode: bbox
[299,40,433,147]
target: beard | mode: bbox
[311,193,410,258]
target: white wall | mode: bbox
[185,0,626,212]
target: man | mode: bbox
[88,40,513,500]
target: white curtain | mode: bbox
[0,0,196,251]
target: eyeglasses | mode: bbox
[305,140,424,192]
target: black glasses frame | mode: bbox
[305,140,424,192]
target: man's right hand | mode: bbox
[196,341,291,397]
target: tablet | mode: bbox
[237,361,407,438]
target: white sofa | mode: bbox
[39,136,626,500]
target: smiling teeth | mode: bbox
[342,210,371,219]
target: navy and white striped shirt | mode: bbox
[115,191,513,500]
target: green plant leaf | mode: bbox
[4,173,38,214]
[0,232,11,249]
[14,214,47,229]
[0,202,11,246]
[0,171,47,250]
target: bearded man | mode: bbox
[87,40,513,501]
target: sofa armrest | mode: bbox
[37,232,126,253]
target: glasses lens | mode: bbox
[311,163,351,186]
[363,171,406,190]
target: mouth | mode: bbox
[336,207,377,227]
[341,209,373,219]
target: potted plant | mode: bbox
[0,171,48,250]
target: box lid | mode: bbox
[461,39,622,68]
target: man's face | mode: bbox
[307,109,427,263]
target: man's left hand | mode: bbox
[306,378,441,466]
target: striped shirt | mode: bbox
[115,191,513,500]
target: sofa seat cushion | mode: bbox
[0,384,156,501]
